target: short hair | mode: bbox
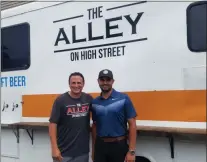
[68,72,85,83]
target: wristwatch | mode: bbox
[128,150,136,155]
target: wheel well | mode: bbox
[136,156,151,162]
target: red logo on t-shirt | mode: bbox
[66,103,89,118]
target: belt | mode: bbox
[99,136,127,142]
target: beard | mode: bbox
[100,86,112,93]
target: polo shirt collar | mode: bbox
[100,88,117,99]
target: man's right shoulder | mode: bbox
[82,92,100,102]
[91,96,101,103]
[81,92,93,102]
[54,92,68,102]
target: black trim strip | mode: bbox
[53,15,84,23]
[106,1,147,11]
[54,38,147,53]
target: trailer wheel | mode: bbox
[136,156,151,162]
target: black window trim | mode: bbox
[1,22,31,72]
[186,1,207,53]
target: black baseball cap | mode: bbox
[98,69,113,79]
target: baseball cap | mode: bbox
[98,69,113,79]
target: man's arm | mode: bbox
[89,98,96,161]
[48,98,62,160]
[127,117,137,150]
[124,95,137,152]
[91,121,96,160]
[49,123,59,151]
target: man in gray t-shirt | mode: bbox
[49,72,93,162]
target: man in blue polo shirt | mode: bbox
[91,69,137,162]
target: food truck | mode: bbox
[1,0,206,162]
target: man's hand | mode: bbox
[52,148,63,162]
[91,153,94,162]
[125,152,135,162]
[127,117,136,162]
[91,122,96,162]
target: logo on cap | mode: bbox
[103,70,108,74]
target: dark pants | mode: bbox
[94,136,128,162]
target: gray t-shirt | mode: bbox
[49,92,93,157]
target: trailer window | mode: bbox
[187,1,207,52]
[1,23,30,72]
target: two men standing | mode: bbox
[49,70,137,162]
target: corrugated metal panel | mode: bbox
[1,0,34,11]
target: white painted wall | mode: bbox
[1,128,206,162]
[1,129,19,159]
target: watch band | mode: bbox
[128,150,136,155]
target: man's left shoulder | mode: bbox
[115,91,130,99]
[81,92,93,101]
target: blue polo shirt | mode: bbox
[91,89,137,137]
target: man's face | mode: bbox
[98,77,114,93]
[69,76,84,94]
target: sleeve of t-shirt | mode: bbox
[124,94,137,119]
[88,95,96,122]
[88,94,93,104]
[91,106,96,123]
[49,97,61,124]
[88,94,93,112]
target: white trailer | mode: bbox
[1,0,206,162]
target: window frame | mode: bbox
[186,1,207,53]
[1,22,31,72]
